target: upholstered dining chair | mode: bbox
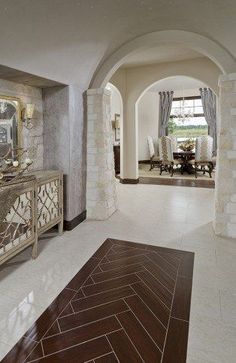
[147,136,160,171]
[159,136,183,177]
[169,135,178,152]
[192,135,214,178]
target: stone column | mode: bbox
[86,88,117,219]
[214,73,236,238]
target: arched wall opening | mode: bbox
[136,75,218,174]
[91,30,236,88]
[86,29,236,238]
[109,58,221,180]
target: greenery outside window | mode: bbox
[168,96,208,141]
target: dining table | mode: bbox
[173,150,195,174]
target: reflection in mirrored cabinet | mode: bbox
[0,96,22,161]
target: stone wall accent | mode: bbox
[86,88,117,219]
[214,73,236,238]
[0,78,43,169]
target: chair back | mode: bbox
[169,136,178,152]
[159,136,174,163]
[147,136,155,158]
[195,136,213,162]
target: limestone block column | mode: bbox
[86,89,117,219]
[214,73,236,238]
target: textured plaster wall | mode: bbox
[43,86,86,221]
[0,78,43,169]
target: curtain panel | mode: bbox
[158,91,174,137]
[199,87,217,154]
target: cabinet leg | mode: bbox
[58,220,64,235]
[32,239,38,259]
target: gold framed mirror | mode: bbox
[0,96,22,160]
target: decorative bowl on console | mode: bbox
[0,145,33,185]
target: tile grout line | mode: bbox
[107,328,145,363]
[146,254,177,282]
[135,271,172,311]
[171,316,189,323]
[106,252,147,263]
[152,250,180,272]
[92,271,143,284]
[28,329,123,363]
[64,294,137,315]
[104,335,121,363]
[132,277,171,313]
[46,311,130,339]
[41,340,45,357]
[116,309,163,354]
[73,282,138,301]
[129,284,167,330]
[160,259,181,363]
[56,319,61,334]
[99,257,148,270]
[142,264,174,295]
[92,261,143,275]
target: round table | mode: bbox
[173,150,195,174]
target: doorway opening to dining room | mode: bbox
[87,29,236,238]
[136,75,218,188]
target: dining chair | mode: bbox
[147,136,160,171]
[159,136,183,177]
[169,135,178,152]
[192,135,214,178]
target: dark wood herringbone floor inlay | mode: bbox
[2,238,194,363]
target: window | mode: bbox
[168,96,208,142]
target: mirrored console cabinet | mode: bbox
[0,170,63,266]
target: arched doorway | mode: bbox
[86,30,236,238]
[91,30,235,88]
[136,76,218,182]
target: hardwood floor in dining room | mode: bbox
[2,239,194,363]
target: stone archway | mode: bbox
[86,30,236,238]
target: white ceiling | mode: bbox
[148,76,206,92]
[0,1,234,86]
[121,46,203,68]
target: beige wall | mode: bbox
[109,84,122,144]
[138,92,158,161]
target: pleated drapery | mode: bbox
[158,91,174,137]
[199,87,217,154]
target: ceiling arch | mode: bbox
[90,30,236,88]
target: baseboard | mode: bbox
[120,178,139,184]
[138,160,150,164]
[64,210,87,231]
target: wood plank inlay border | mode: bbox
[2,238,194,363]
